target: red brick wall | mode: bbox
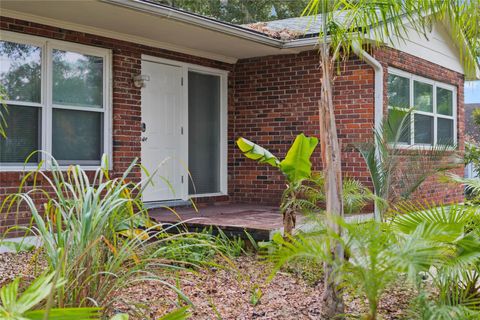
[231,51,375,205]
[0,17,234,236]
[231,47,465,206]
[373,47,465,204]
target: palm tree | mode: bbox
[268,214,450,320]
[391,202,480,320]
[268,201,480,319]
[303,0,479,316]
[356,109,461,220]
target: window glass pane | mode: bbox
[438,118,454,145]
[0,41,41,103]
[0,105,40,163]
[188,71,221,194]
[437,87,453,116]
[52,49,103,108]
[414,114,434,145]
[52,109,102,163]
[414,81,433,112]
[386,108,410,144]
[387,74,409,109]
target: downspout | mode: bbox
[352,42,383,222]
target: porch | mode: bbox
[148,203,373,241]
[148,203,289,241]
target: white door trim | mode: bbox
[141,55,229,200]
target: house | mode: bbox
[465,103,480,144]
[465,103,480,178]
[1,0,478,234]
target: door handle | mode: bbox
[141,122,146,132]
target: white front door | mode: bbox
[141,60,185,202]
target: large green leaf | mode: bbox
[279,134,318,183]
[236,137,280,167]
[158,307,190,320]
[110,314,129,320]
[26,308,101,320]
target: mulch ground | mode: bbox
[0,253,416,319]
[0,251,46,288]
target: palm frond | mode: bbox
[0,85,8,138]
[415,293,480,320]
[0,273,100,320]
[391,203,475,236]
[305,0,479,75]
[448,174,480,195]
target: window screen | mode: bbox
[0,105,40,164]
[52,109,103,164]
[188,71,221,195]
[0,40,42,164]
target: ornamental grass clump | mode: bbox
[0,155,230,315]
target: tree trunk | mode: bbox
[319,46,345,318]
[282,207,296,238]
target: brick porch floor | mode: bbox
[148,203,373,241]
[148,203,299,241]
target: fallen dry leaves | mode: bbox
[1,252,416,319]
[244,23,301,40]
[0,251,46,288]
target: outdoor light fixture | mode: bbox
[133,74,150,88]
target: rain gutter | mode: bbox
[352,41,384,222]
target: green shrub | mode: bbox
[306,172,373,214]
[267,200,480,320]
[150,227,245,267]
[0,156,233,316]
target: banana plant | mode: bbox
[237,133,318,236]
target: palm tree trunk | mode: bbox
[319,44,345,318]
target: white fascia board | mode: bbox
[282,37,319,49]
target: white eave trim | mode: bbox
[282,37,319,49]
[0,8,239,64]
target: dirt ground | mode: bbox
[0,252,416,319]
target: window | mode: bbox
[0,32,111,169]
[387,68,456,147]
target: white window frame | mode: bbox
[387,67,457,149]
[141,55,228,199]
[0,31,112,171]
